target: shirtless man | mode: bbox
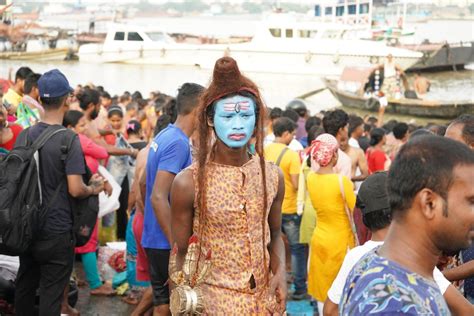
[129,146,153,316]
[340,136,369,185]
[129,119,172,316]
[414,73,430,99]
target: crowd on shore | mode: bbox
[0,62,473,316]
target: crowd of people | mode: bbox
[0,60,473,316]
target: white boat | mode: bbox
[78,18,422,76]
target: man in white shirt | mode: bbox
[323,172,474,316]
[348,115,364,149]
[264,108,304,152]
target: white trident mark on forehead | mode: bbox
[223,101,250,113]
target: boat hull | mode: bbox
[406,42,474,72]
[0,48,69,61]
[324,79,473,119]
[78,43,421,76]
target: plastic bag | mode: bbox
[98,165,121,218]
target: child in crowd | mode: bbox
[63,110,114,296]
[126,120,147,151]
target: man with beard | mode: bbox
[340,135,474,315]
[77,88,138,157]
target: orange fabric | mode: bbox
[189,155,281,313]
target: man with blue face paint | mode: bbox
[213,95,256,148]
[169,57,287,314]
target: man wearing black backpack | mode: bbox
[13,69,104,316]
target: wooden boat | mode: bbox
[404,41,474,72]
[0,48,69,61]
[324,67,473,119]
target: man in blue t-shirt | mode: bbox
[340,135,474,316]
[140,83,203,315]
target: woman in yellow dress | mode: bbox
[306,133,356,314]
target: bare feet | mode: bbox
[90,283,115,296]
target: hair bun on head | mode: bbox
[212,57,241,86]
[202,57,261,108]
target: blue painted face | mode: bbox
[213,95,256,148]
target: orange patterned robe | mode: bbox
[189,155,281,314]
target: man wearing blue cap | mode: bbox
[14,69,104,316]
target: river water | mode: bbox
[1,59,472,122]
[1,18,473,122]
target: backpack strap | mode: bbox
[30,125,68,205]
[60,130,77,162]
[31,125,67,152]
[275,147,289,167]
[11,127,31,148]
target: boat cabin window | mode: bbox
[146,32,167,42]
[359,3,370,14]
[336,6,345,17]
[269,28,281,38]
[314,5,321,17]
[348,4,357,15]
[114,32,125,41]
[128,32,143,41]
[285,29,293,38]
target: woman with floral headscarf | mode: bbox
[306,133,356,315]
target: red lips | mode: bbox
[228,133,246,140]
